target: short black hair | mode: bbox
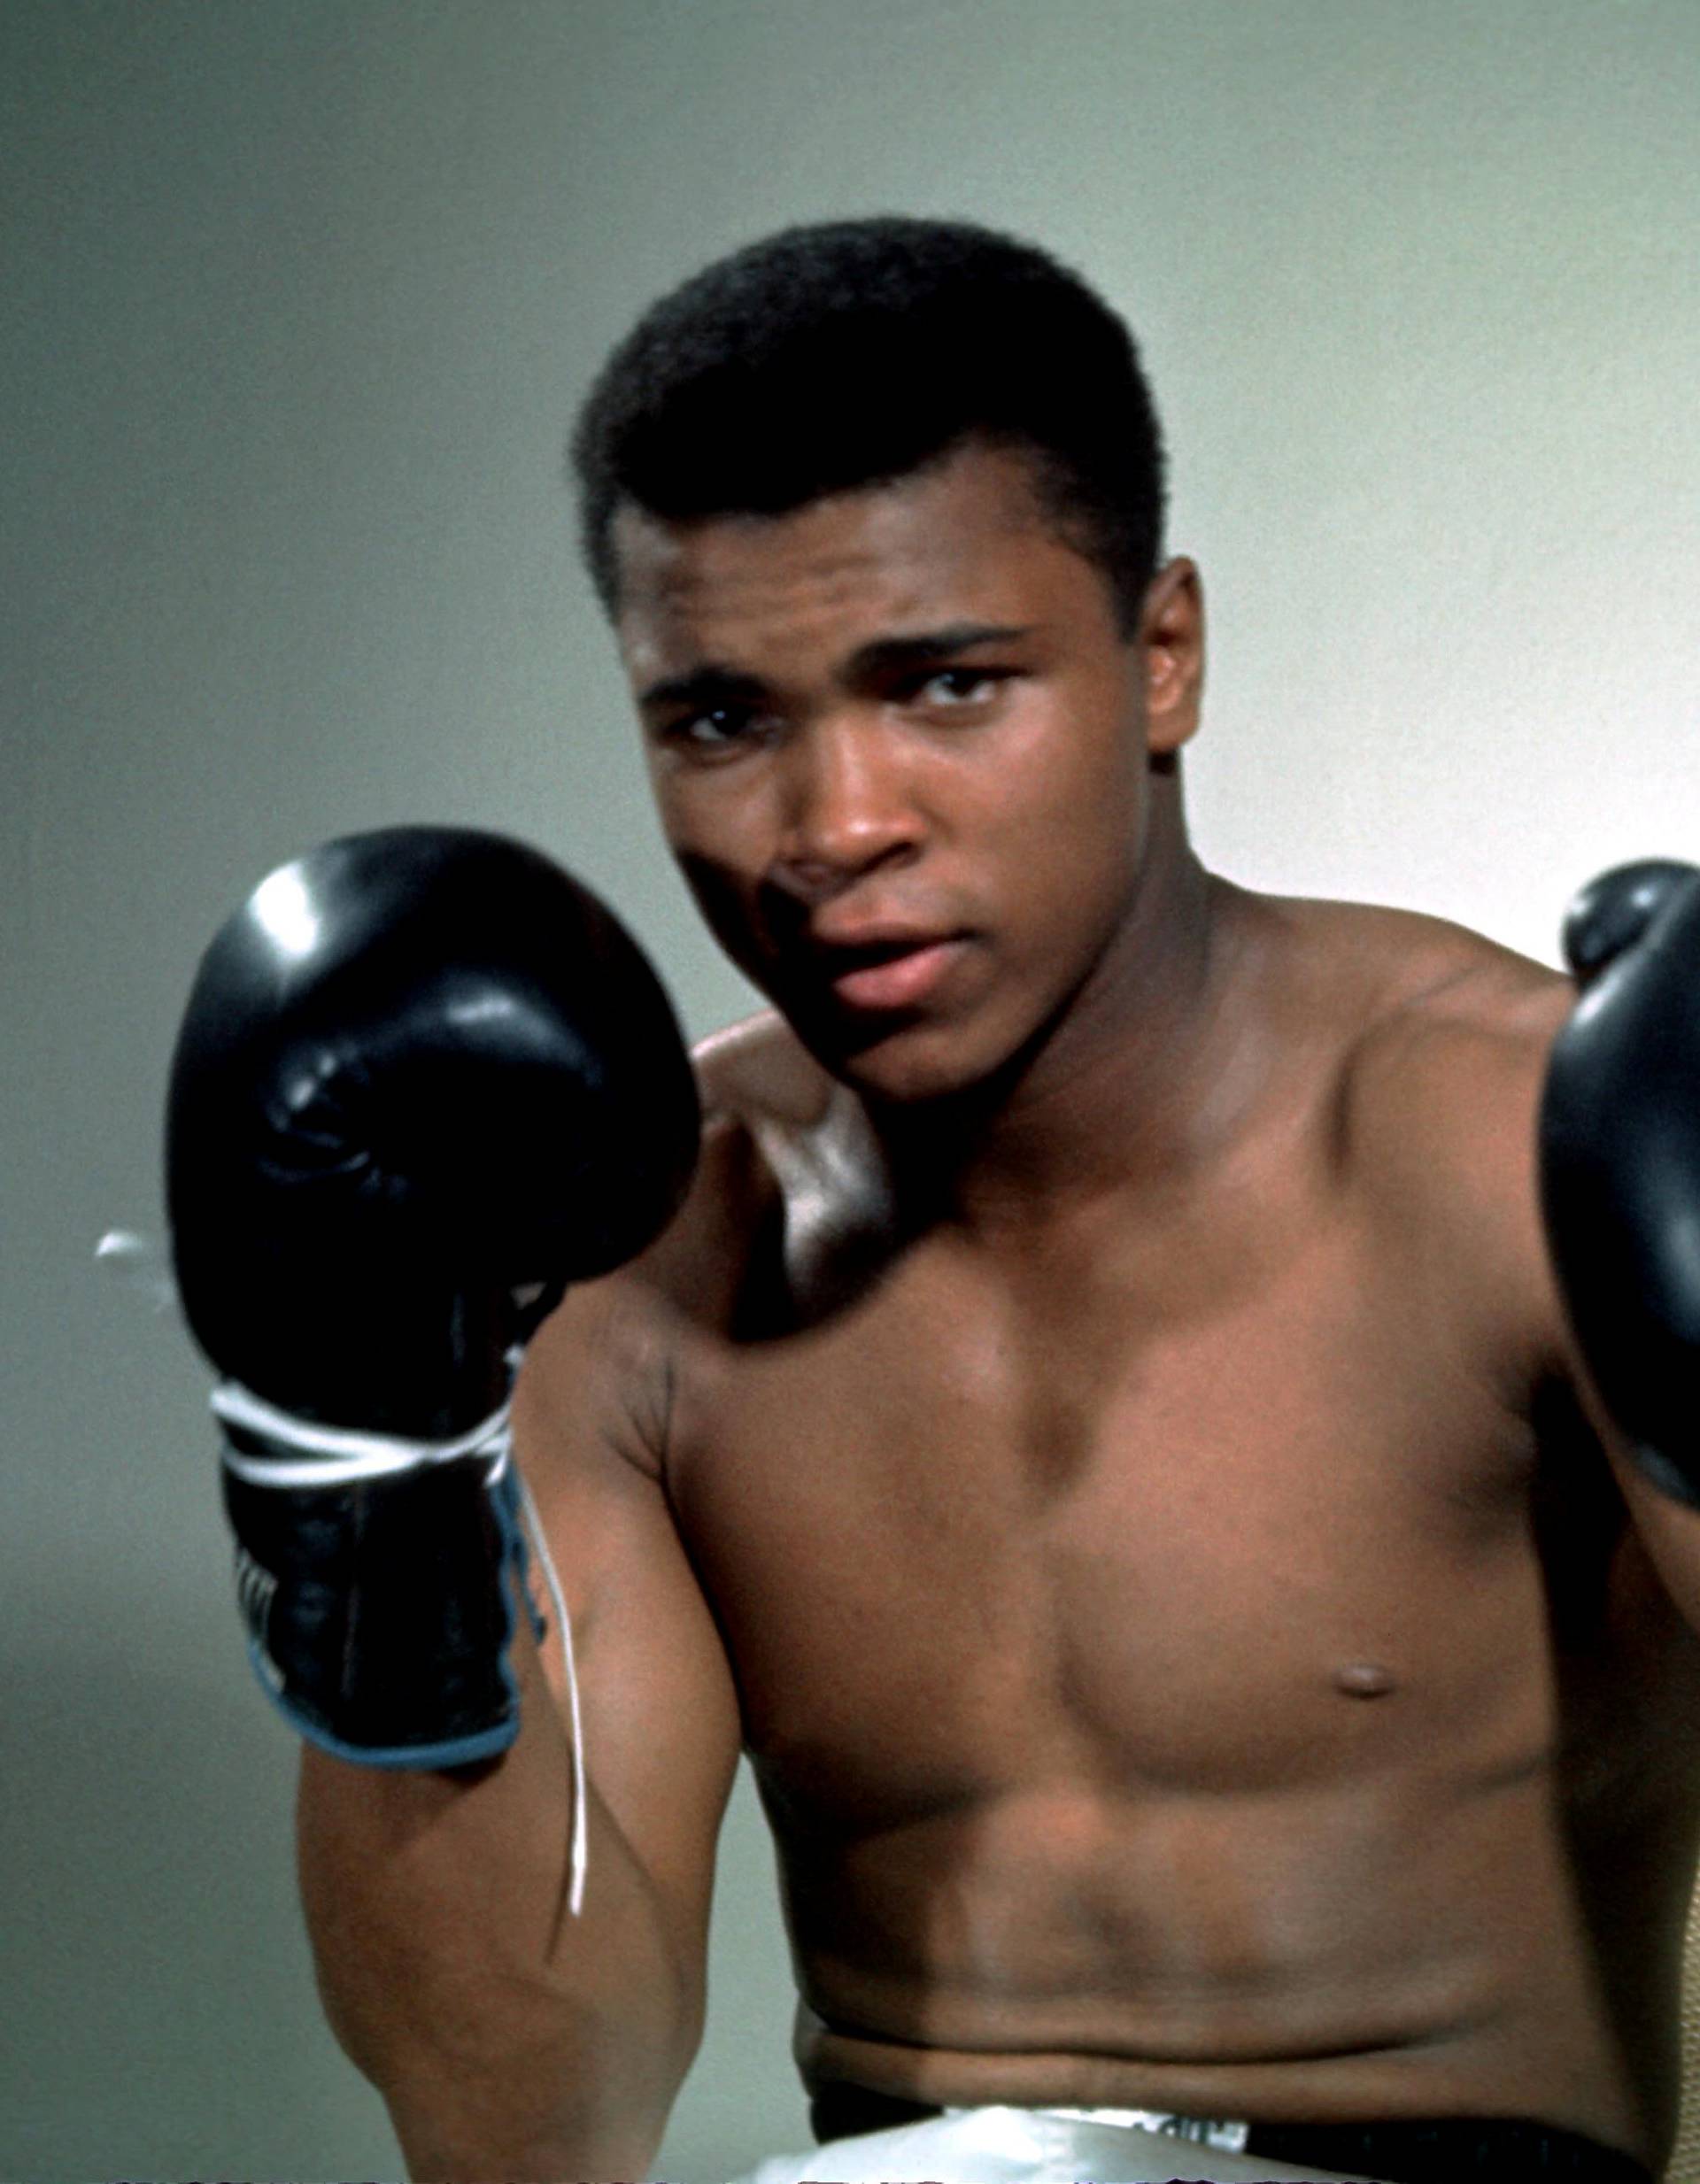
[570,216,1167,634]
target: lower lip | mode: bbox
[830,938,966,1011]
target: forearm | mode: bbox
[298,1629,702,2182]
[166,831,725,2177]
[382,1931,690,2184]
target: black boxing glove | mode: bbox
[1539,859,1700,1506]
[166,826,698,1766]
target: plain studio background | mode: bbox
[4,4,1698,2180]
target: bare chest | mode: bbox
[665,1206,1558,1820]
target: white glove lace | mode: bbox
[211,1381,587,1917]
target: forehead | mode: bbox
[611,445,1105,682]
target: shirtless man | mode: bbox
[166,220,1700,2183]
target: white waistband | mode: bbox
[949,2104,1250,2150]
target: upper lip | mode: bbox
[805,918,961,963]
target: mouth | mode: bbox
[815,932,970,1013]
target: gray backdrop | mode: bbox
[5,4,1699,2180]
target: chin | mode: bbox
[810,1016,1011,1110]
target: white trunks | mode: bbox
[726,2102,1381,2182]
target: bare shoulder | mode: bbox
[692,1006,836,1132]
[520,1012,823,1470]
[576,1007,823,1324]
[1307,895,1570,1169]
[674,1007,845,1304]
[1281,892,1574,1383]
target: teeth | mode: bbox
[832,938,930,969]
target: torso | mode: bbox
[603,888,1700,2167]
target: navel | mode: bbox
[1333,1661,1397,1699]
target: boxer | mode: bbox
[168,220,1700,2182]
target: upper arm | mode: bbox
[512,1269,742,1959]
[1350,958,1700,1632]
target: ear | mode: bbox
[1138,558,1204,756]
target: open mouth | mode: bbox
[823,936,967,1012]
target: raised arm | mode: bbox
[166,826,736,2180]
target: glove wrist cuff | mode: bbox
[212,1380,512,1488]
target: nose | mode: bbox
[775,713,923,899]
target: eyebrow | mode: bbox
[636,622,1036,714]
[844,621,1036,680]
[636,664,768,714]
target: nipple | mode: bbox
[1333,1661,1396,1699]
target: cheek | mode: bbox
[670,850,792,1006]
[657,782,783,974]
[954,701,1148,899]
[657,773,772,890]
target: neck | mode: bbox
[865,819,1264,1238]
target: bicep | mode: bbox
[512,1280,741,1944]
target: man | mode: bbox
[180,220,1700,2181]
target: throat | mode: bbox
[881,869,1271,1234]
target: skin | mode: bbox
[298,442,1700,2180]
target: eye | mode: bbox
[660,704,776,758]
[907,667,1011,714]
